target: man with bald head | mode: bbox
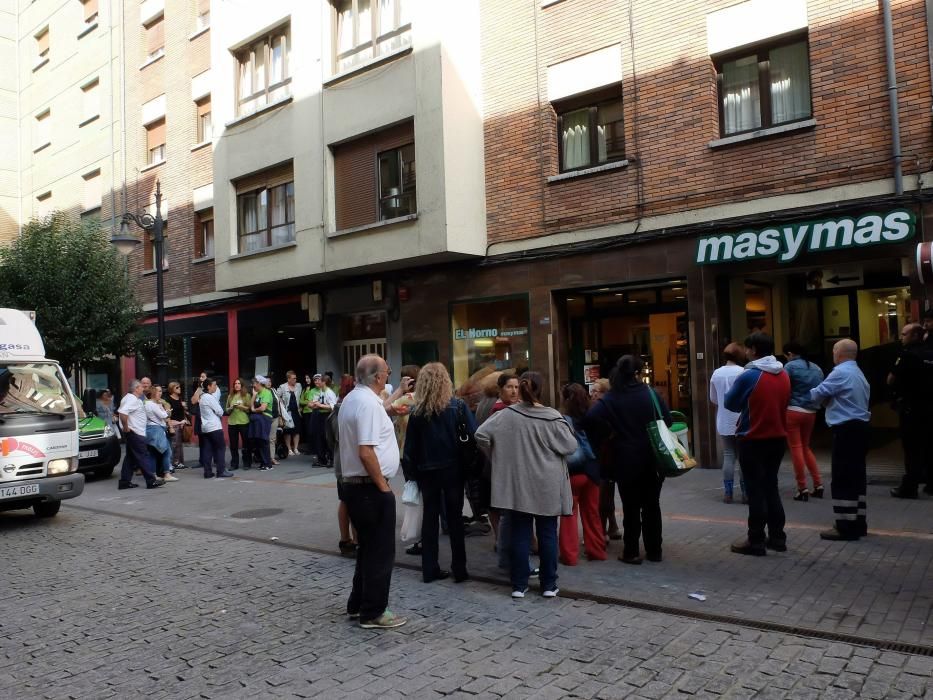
[888,323,933,498]
[810,339,871,540]
[337,354,406,629]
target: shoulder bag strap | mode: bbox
[647,386,663,421]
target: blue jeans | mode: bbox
[509,511,557,592]
[497,510,512,569]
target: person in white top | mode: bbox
[709,342,746,504]
[337,354,405,630]
[144,385,177,482]
[117,379,162,490]
[198,378,231,479]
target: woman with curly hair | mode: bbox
[402,362,474,583]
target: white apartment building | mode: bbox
[211,0,486,374]
[2,0,122,242]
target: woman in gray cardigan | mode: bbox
[475,371,577,599]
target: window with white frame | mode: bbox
[196,96,211,142]
[555,92,624,172]
[144,15,165,62]
[234,25,290,118]
[332,0,410,74]
[34,110,51,151]
[81,79,100,124]
[82,170,101,214]
[35,27,49,66]
[715,34,812,137]
[235,164,295,252]
[81,0,98,26]
[195,209,214,258]
[146,119,166,164]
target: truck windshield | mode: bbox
[0,363,74,415]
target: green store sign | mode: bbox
[695,208,916,265]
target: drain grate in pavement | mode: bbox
[229,508,283,519]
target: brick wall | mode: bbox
[481,0,933,245]
[123,1,214,305]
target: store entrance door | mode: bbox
[561,280,690,414]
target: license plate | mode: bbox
[0,484,40,499]
[78,450,99,459]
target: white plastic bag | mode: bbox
[400,502,423,542]
[402,480,421,506]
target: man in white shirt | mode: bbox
[338,354,405,629]
[117,379,162,490]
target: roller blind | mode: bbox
[146,17,164,54]
[146,119,166,150]
[36,30,49,55]
[83,0,98,21]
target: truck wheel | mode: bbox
[33,501,61,518]
[95,466,115,479]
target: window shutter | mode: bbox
[333,120,414,230]
[146,17,165,53]
[197,97,211,117]
[146,119,166,150]
[234,161,294,194]
[83,0,98,21]
[36,30,49,55]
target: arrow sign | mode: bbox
[827,275,860,285]
[807,268,864,289]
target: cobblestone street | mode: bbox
[2,502,931,699]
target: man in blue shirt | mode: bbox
[810,339,871,541]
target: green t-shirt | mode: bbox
[255,388,275,417]
[301,387,325,414]
[226,393,251,425]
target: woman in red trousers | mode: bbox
[558,383,607,565]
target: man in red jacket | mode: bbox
[724,332,791,556]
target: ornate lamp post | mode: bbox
[111,181,168,388]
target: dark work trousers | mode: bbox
[310,412,330,463]
[617,467,664,559]
[199,429,227,477]
[898,406,933,494]
[120,432,156,486]
[737,438,786,546]
[418,466,467,580]
[831,420,869,538]
[344,484,397,621]
[227,423,249,469]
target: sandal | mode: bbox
[811,485,824,499]
[793,488,809,502]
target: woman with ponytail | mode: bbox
[583,355,672,565]
[475,371,577,599]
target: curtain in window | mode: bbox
[721,55,760,135]
[770,42,811,125]
[379,0,395,35]
[238,58,251,100]
[358,0,372,44]
[596,101,624,163]
[270,183,295,245]
[271,35,286,84]
[336,1,353,54]
[561,109,590,170]
[238,192,263,251]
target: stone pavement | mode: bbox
[71,453,933,648]
[1,507,931,699]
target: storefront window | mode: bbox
[450,296,530,389]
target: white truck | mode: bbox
[0,308,84,517]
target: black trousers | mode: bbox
[228,424,249,468]
[199,430,226,476]
[344,483,396,620]
[310,412,330,463]
[831,420,869,537]
[120,432,156,486]
[898,407,933,493]
[617,467,663,559]
[737,438,786,546]
[419,467,467,580]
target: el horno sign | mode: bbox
[695,209,916,265]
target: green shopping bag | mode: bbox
[647,389,696,478]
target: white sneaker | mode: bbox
[542,588,559,598]
[163,474,179,482]
[511,588,528,599]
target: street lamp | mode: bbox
[112,180,169,388]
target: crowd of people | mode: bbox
[98,314,933,630]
